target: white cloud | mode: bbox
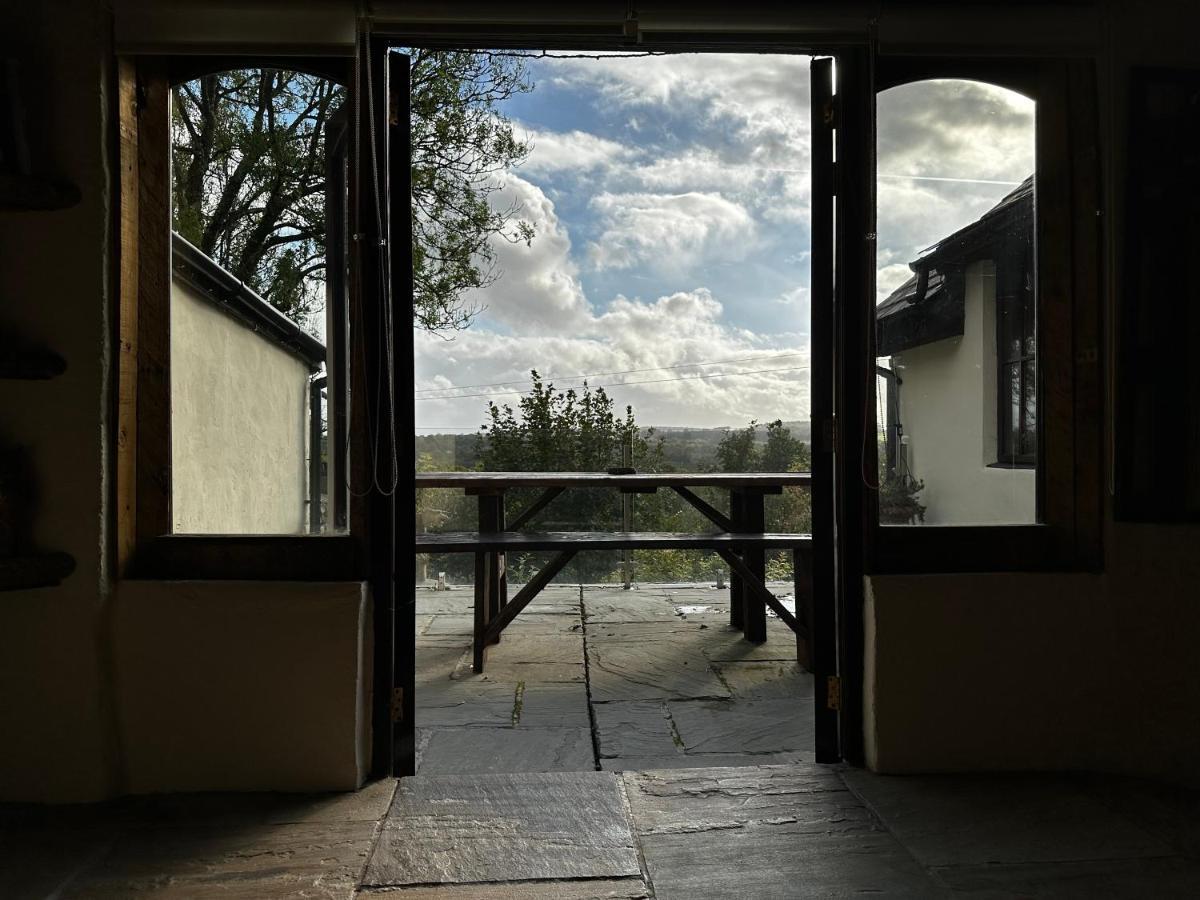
[587,191,757,272]
[519,126,634,175]
[457,174,592,333]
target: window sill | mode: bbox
[129,534,364,581]
[871,523,1085,574]
[987,460,1036,470]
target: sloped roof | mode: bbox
[876,175,1033,357]
[171,233,326,369]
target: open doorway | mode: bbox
[408,48,821,775]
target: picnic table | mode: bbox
[415,471,812,672]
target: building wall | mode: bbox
[2,0,1199,803]
[891,261,1036,524]
[170,278,312,534]
[0,0,370,803]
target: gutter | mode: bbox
[171,233,326,370]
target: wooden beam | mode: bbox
[135,59,171,544]
[116,57,139,575]
[479,549,577,658]
[671,485,733,532]
[507,486,564,531]
[715,548,799,635]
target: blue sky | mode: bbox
[413,55,1033,433]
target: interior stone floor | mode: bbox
[6,765,1200,897]
[415,582,813,774]
[6,585,1200,897]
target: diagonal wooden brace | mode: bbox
[474,548,577,672]
[716,547,800,637]
[671,485,734,532]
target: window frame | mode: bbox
[995,241,1037,468]
[869,57,1103,574]
[116,54,370,581]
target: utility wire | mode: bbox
[415,351,807,396]
[416,364,809,402]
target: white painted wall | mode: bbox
[170,278,312,534]
[890,260,1036,524]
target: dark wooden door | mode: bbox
[808,56,841,764]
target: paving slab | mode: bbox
[588,642,730,702]
[586,621,712,645]
[415,591,473,615]
[416,727,595,774]
[363,772,640,887]
[601,751,814,772]
[0,825,117,900]
[515,682,592,729]
[668,698,813,754]
[453,658,587,684]
[63,821,375,899]
[415,646,469,685]
[841,771,1174,867]
[713,661,814,700]
[423,615,476,635]
[931,855,1200,898]
[584,592,683,624]
[700,626,798,662]
[593,701,681,759]
[360,877,651,899]
[637,824,943,900]
[485,631,585,665]
[416,681,518,728]
[621,765,851,834]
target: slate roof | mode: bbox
[876,175,1033,356]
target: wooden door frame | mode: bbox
[373,32,873,777]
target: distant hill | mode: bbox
[416,419,811,472]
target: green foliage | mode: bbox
[409,49,533,331]
[878,473,926,524]
[172,70,340,325]
[476,373,663,582]
[172,52,533,332]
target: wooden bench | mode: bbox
[415,531,813,672]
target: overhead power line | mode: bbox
[416,364,810,402]
[415,351,807,397]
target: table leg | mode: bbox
[478,492,504,646]
[742,490,768,644]
[729,490,745,631]
[473,550,488,672]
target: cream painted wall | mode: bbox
[114,582,371,793]
[170,279,312,534]
[866,522,1200,784]
[891,261,1035,524]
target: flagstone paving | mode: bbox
[414,582,812,773]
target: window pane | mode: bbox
[875,78,1037,524]
[169,69,348,534]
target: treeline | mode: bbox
[416,372,811,585]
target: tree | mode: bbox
[172,70,340,324]
[477,372,663,582]
[409,50,534,331]
[171,52,533,331]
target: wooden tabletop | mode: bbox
[415,471,812,490]
[415,530,813,553]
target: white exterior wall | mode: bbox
[891,260,1035,524]
[170,278,311,534]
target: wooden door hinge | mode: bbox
[391,687,404,723]
[826,675,842,711]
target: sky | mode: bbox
[412,54,1035,434]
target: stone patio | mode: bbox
[414,582,813,773]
